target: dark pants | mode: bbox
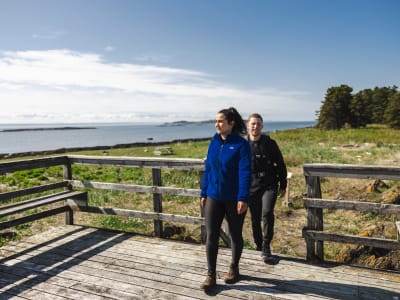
[248,186,278,249]
[204,197,245,275]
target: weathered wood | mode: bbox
[303,230,400,250]
[0,156,69,175]
[68,155,204,170]
[70,180,200,197]
[73,205,205,225]
[304,176,323,261]
[303,163,400,262]
[152,168,163,237]
[63,158,72,183]
[304,198,400,214]
[0,206,70,230]
[0,190,87,218]
[1,225,399,300]
[282,172,293,207]
[0,181,69,202]
[303,163,400,180]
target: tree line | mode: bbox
[316,85,400,129]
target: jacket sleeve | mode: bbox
[237,140,252,202]
[200,145,211,198]
[271,139,288,190]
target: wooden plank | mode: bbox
[0,206,70,230]
[0,191,87,218]
[0,274,107,300]
[0,156,69,175]
[304,197,400,214]
[303,230,400,250]
[303,163,400,180]
[4,239,395,300]
[1,225,399,300]
[0,277,68,300]
[0,234,316,299]
[70,180,200,197]
[75,205,204,225]
[0,181,69,202]
[68,155,204,170]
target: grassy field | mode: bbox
[1,126,400,270]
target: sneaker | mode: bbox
[200,274,216,291]
[224,265,239,284]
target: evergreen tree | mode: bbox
[384,92,400,129]
[349,90,372,128]
[317,85,353,129]
[369,86,396,124]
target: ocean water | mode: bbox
[0,121,315,154]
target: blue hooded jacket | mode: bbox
[200,132,252,202]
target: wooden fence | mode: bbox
[0,155,212,241]
[3,156,400,262]
[303,163,400,262]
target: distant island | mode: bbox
[1,126,96,132]
[159,120,214,127]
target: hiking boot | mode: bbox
[224,265,239,284]
[262,243,272,258]
[256,243,262,251]
[200,274,216,291]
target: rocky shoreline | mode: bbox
[1,126,96,132]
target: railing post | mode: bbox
[152,168,163,237]
[305,175,323,261]
[282,172,292,207]
[63,157,74,225]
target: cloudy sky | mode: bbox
[0,0,399,124]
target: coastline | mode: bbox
[0,121,315,159]
[1,126,96,132]
[0,137,211,159]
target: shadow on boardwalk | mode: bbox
[0,225,399,299]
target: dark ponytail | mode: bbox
[218,107,247,135]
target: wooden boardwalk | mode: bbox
[0,225,399,300]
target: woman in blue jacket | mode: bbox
[200,107,252,291]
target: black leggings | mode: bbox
[204,198,245,275]
[248,186,278,248]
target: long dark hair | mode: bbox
[218,107,247,135]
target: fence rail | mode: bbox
[0,155,213,243]
[303,163,400,262]
[4,157,399,261]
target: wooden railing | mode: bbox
[0,155,211,241]
[303,163,400,262]
[67,155,205,238]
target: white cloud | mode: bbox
[104,46,115,52]
[32,31,65,40]
[0,49,316,123]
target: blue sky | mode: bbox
[0,0,399,124]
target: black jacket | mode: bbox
[248,134,287,194]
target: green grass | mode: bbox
[1,126,400,268]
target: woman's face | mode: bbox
[215,113,234,136]
[247,117,263,138]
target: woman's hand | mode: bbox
[200,197,207,208]
[237,201,248,214]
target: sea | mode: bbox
[0,121,315,155]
